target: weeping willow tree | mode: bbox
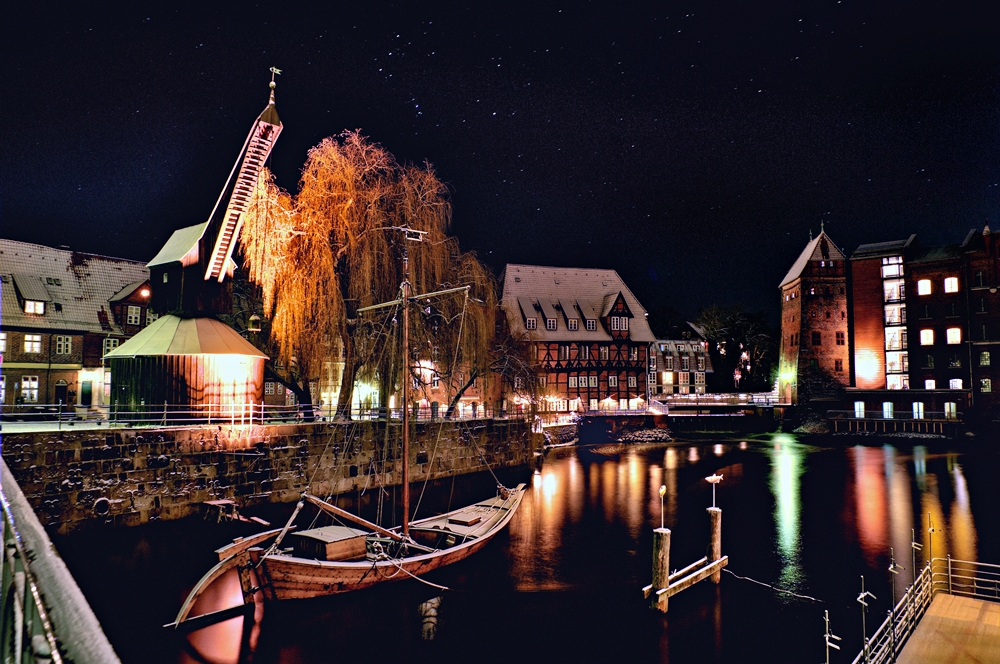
[240,130,499,418]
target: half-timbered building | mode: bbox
[500,264,656,418]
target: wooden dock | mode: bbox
[897,594,1000,663]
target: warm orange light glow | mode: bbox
[855,350,880,382]
[140,288,150,297]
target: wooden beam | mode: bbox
[659,556,729,600]
[303,494,402,541]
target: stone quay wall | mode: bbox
[1,418,538,534]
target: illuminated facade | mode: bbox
[0,239,150,411]
[649,336,713,396]
[500,264,656,418]
[777,230,850,405]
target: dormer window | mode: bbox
[568,319,579,331]
[127,306,142,325]
[24,300,44,315]
[586,320,596,331]
[609,316,629,331]
[525,317,537,330]
[546,318,557,331]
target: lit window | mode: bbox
[854,401,865,418]
[662,371,673,384]
[980,351,991,366]
[946,328,961,344]
[882,402,894,419]
[55,335,72,355]
[599,346,609,361]
[586,320,596,331]
[162,272,168,283]
[146,311,159,326]
[920,329,934,345]
[21,376,39,403]
[917,280,931,295]
[925,379,936,389]
[104,370,111,398]
[949,379,963,390]
[24,334,41,353]
[628,375,637,388]
[546,318,556,331]
[568,319,578,331]
[525,318,536,330]
[944,402,957,420]
[609,375,618,387]
[981,378,993,393]
[127,306,141,325]
[912,402,925,419]
[0,332,5,352]
[678,372,690,384]
[588,375,597,388]
[944,277,959,293]
[0,376,4,403]
[24,300,45,315]
[103,338,120,355]
[265,382,275,395]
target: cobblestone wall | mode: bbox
[1,419,537,534]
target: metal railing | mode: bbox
[0,401,527,429]
[851,557,1000,664]
[828,410,961,422]
[1,460,121,663]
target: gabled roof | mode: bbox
[104,315,267,358]
[779,232,847,288]
[109,281,148,303]
[0,239,149,333]
[501,264,655,342]
[147,222,208,268]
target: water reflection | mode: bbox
[768,435,804,588]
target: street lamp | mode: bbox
[247,314,262,333]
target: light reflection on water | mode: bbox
[53,432,999,664]
[769,436,805,589]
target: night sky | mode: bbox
[4,1,998,324]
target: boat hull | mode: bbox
[262,485,526,599]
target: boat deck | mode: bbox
[898,594,1000,663]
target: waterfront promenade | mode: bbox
[897,594,1000,663]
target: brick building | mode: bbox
[500,264,656,419]
[0,240,150,412]
[777,230,850,405]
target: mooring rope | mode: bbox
[723,569,824,603]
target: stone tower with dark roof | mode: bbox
[778,229,851,405]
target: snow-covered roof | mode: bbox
[501,264,655,342]
[0,239,149,333]
[779,232,847,288]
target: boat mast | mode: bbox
[401,243,411,538]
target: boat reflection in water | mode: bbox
[94,433,994,663]
[180,568,262,664]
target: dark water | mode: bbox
[54,433,1000,663]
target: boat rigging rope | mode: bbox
[413,288,468,520]
[722,569,823,603]
[384,557,451,591]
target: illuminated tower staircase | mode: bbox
[204,75,283,282]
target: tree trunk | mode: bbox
[445,370,480,418]
[335,334,359,420]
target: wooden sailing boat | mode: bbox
[173,227,526,630]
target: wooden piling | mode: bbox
[707,507,722,583]
[651,527,671,612]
